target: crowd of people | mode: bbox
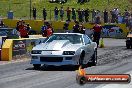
[33,7,132,30]
[70,21,102,47]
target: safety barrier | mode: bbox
[1,36,46,61]
[1,39,13,61]
[0,36,8,61]
[3,19,129,38]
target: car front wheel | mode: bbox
[91,50,97,66]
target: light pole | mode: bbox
[30,0,32,20]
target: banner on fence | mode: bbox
[101,24,128,38]
[12,40,26,57]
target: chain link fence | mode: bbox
[0,0,131,24]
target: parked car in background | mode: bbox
[0,27,20,39]
[30,33,97,69]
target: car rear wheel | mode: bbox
[91,50,97,66]
[126,45,130,49]
[33,64,41,69]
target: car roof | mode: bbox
[53,33,84,36]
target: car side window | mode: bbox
[83,35,90,45]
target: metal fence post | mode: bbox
[50,9,52,22]
[30,0,32,20]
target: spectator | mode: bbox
[18,20,29,38]
[77,8,82,22]
[110,9,117,23]
[60,7,64,21]
[117,13,123,23]
[92,23,102,47]
[43,8,47,21]
[92,9,96,23]
[82,9,85,22]
[0,20,5,27]
[79,24,85,34]
[123,9,130,17]
[54,7,59,21]
[114,8,119,17]
[103,9,108,23]
[63,21,69,32]
[66,7,71,21]
[26,23,31,31]
[72,8,76,22]
[32,7,36,20]
[41,22,48,35]
[84,8,90,22]
[43,23,54,37]
[95,10,101,24]
[73,21,80,33]
[16,22,19,31]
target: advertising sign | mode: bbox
[12,40,26,57]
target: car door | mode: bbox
[83,35,93,62]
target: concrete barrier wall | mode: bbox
[1,36,46,61]
[1,39,13,61]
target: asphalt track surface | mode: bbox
[0,38,132,88]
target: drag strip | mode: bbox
[0,39,132,88]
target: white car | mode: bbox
[30,33,97,69]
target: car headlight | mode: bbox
[63,51,75,55]
[31,50,42,54]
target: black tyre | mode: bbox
[79,52,85,68]
[91,49,97,66]
[130,45,132,49]
[76,75,87,85]
[33,64,41,69]
[126,45,130,49]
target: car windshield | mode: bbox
[45,34,83,44]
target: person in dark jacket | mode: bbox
[66,7,71,21]
[60,7,64,21]
[77,8,82,22]
[0,20,5,27]
[103,9,108,23]
[93,23,102,47]
[32,7,36,20]
[84,8,90,22]
[43,8,47,21]
[79,24,85,34]
[54,7,59,21]
[63,21,69,32]
[72,8,76,22]
[73,21,80,33]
